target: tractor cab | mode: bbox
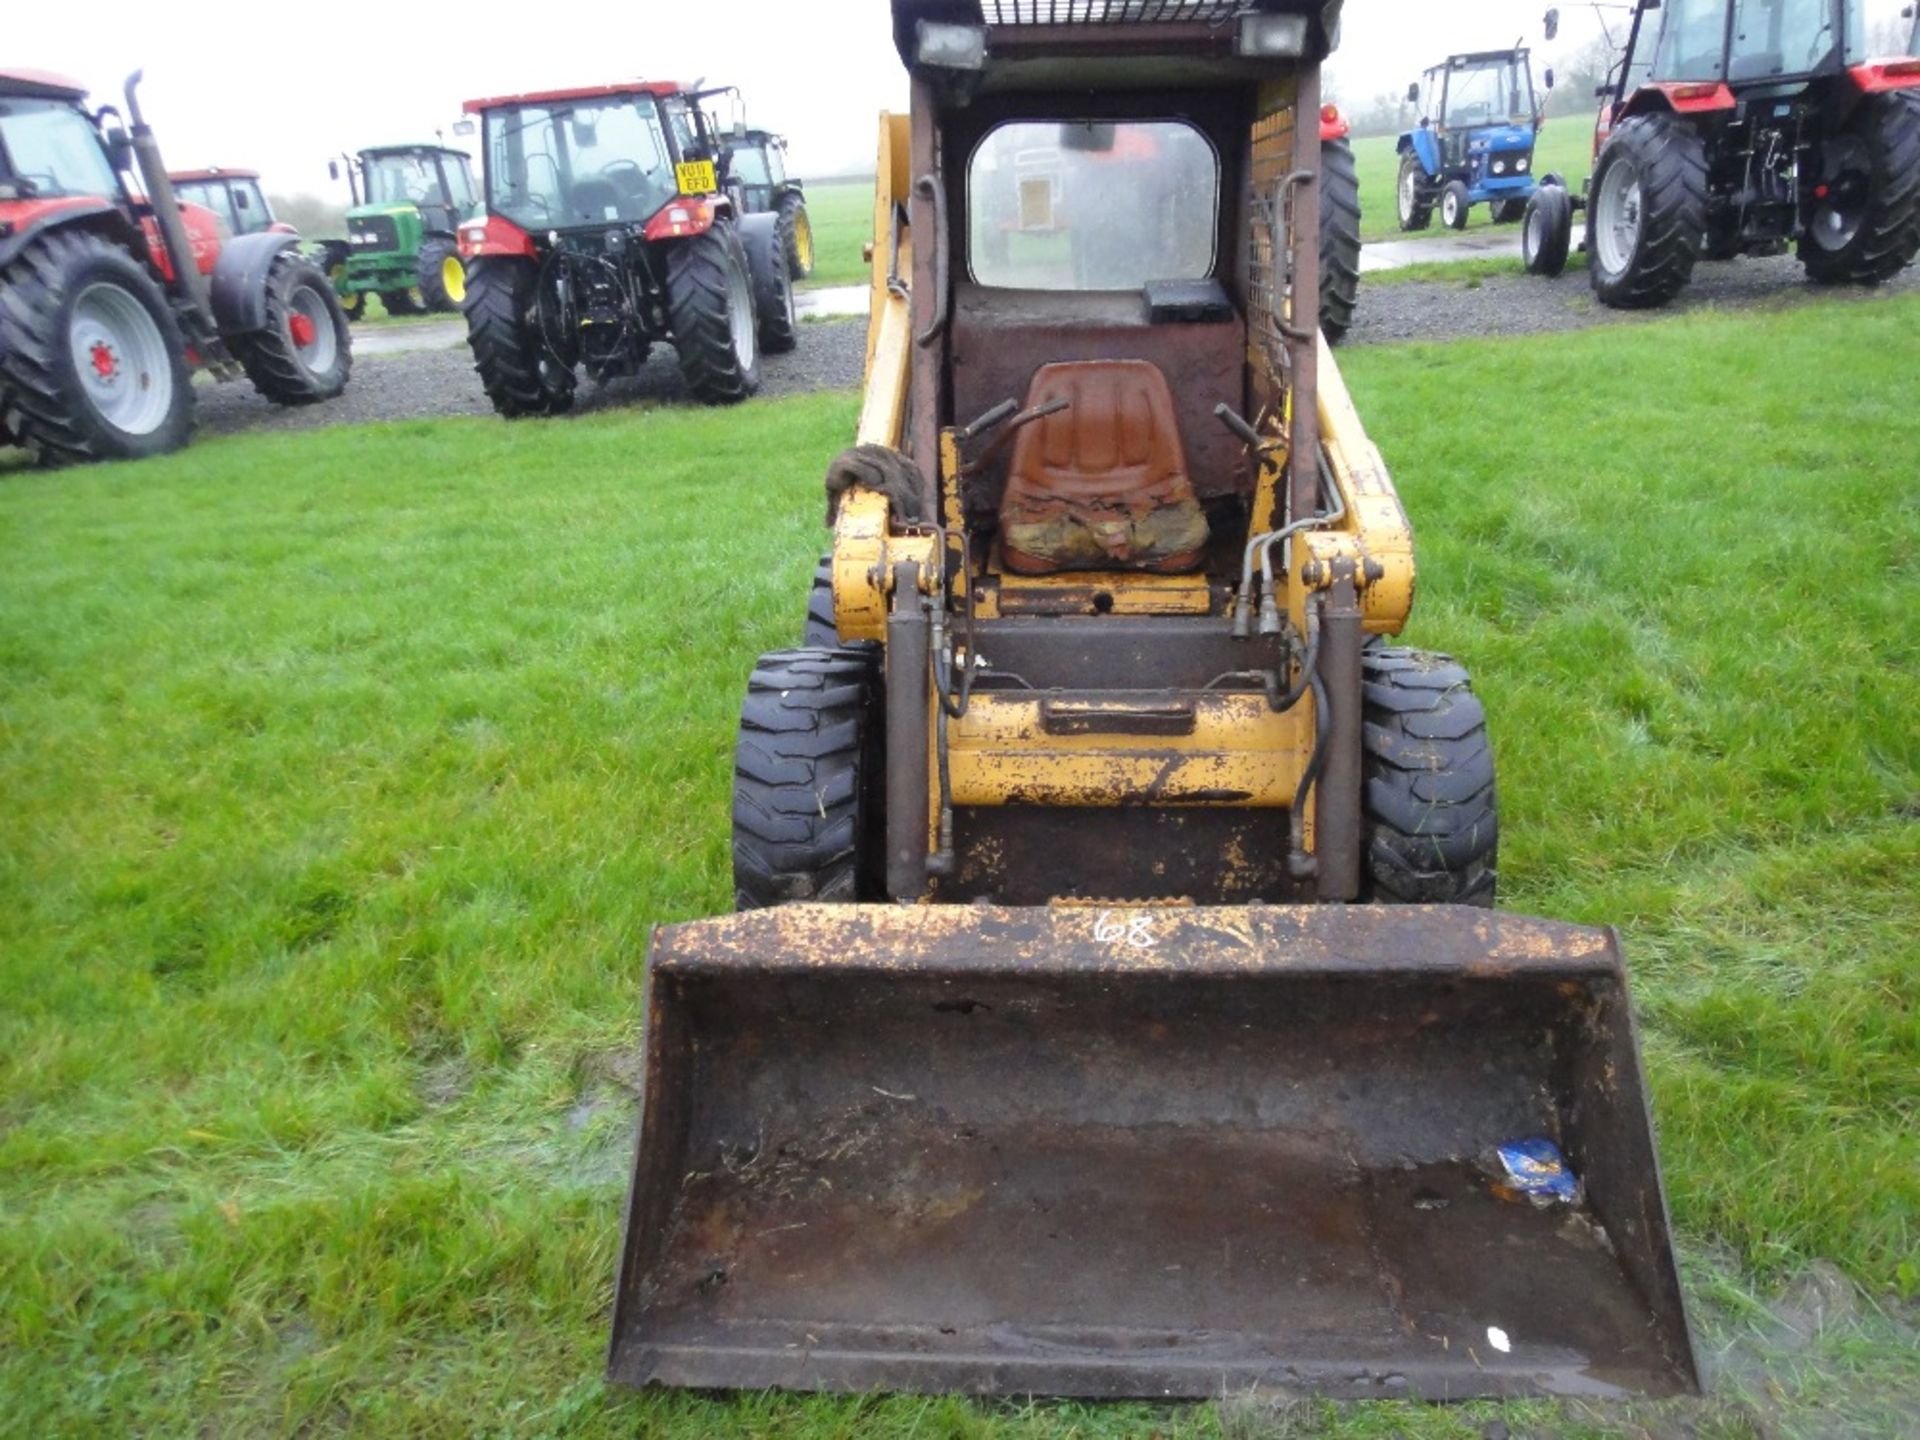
[167,168,284,238]
[715,123,816,278]
[1397,48,1546,229]
[465,82,718,237]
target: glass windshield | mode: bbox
[365,151,444,206]
[1443,57,1533,127]
[483,96,677,230]
[1653,0,1732,79]
[731,144,771,187]
[441,154,477,209]
[0,98,118,200]
[968,120,1218,291]
[173,179,238,233]
[1729,0,1843,79]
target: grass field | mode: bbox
[1350,126,1596,244]
[3,297,1917,1437]
[796,179,877,290]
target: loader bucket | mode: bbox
[608,904,1698,1401]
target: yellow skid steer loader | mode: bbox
[609,0,1699,1402]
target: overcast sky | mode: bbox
[16,0,1917,198]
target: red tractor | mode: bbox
[455,80,798,417]
[1523,0,1920,306]
[0,70,351,467]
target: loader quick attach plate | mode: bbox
[609,905,1699,1401]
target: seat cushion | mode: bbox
[999,360,1210,575]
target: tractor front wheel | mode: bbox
[0,229,193,466]
[732,647,881,909]
[1800,94,1920,286]
[666,222,762,405]
[1587,114,1708,310]
[417,236,466,312]
[464,256,575,418]
[1396,153,1434,231]
[777,192,815,280]
[1522,183,1573,277]
[1359,648,1497,908]
[231,253,353,405]
[1318,137,1363,344]
[1440,180,1472,230]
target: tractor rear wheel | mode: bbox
[0,229,193,466]
[1587,114,1708,309]
[1440,180,1472,230]
[1522,183,1573,276]
[1800,94,1920,285]
[1359,648,1497,907]
[1318,137,1363,344]
[1396,153,1434,231]
[417,236,466,312]
[740,216,800,355]
[732,647,881,909]
[230,253,352,405]
[464,256,575,418]
[666,222,762,405]
[777,192,815,280]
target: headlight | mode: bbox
[1517,157,1531,174]
[1492,160,1507,176]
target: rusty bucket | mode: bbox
[608,904,1698,1401]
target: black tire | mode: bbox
[803,557,841,647]
[230,252,352,406]
[739,214,799,355]
[1586,113,1708,310]
[0,228,194,467]
[340,290,367,322]
[1522,184,1573,277]
[1440,180,1472,230]
[380,288,423,317]
[1800,93,1920,285]
[463,256,575,418]
[1396,152,1435,231]
[732,647,880,909]
[1318,137,1363,344]
[416,235,463,312]
[1360,648,1497,908]
[666,221,762,405]
[777,191,815,280]
[1492,198,1529,225]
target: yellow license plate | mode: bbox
[675,160,718,195]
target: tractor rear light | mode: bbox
[643,196,716,243]
[1671,84,1721,101]
[1320,105,1340,127]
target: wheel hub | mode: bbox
[68,281,174,437]
[89,341,119,381]
[288,312,318,348]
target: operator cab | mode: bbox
[169,169,274,237]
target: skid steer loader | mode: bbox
[609,1,1699,1403]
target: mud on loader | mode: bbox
[609,0,1698,1403]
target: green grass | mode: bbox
[2,296,1917,1436]
[1351,125,1595,244]
[797,179,877,290]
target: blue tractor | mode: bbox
[1396,47,1552,231]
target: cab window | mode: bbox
[968,120,1218,291]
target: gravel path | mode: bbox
[192,318,868,439]
[1346,253,1920,346]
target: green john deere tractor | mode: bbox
[315,144,479,319]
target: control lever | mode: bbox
[958,396,1070,477]
[1213,403,1265,447]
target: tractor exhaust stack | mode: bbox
[608,904,1698,1401]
